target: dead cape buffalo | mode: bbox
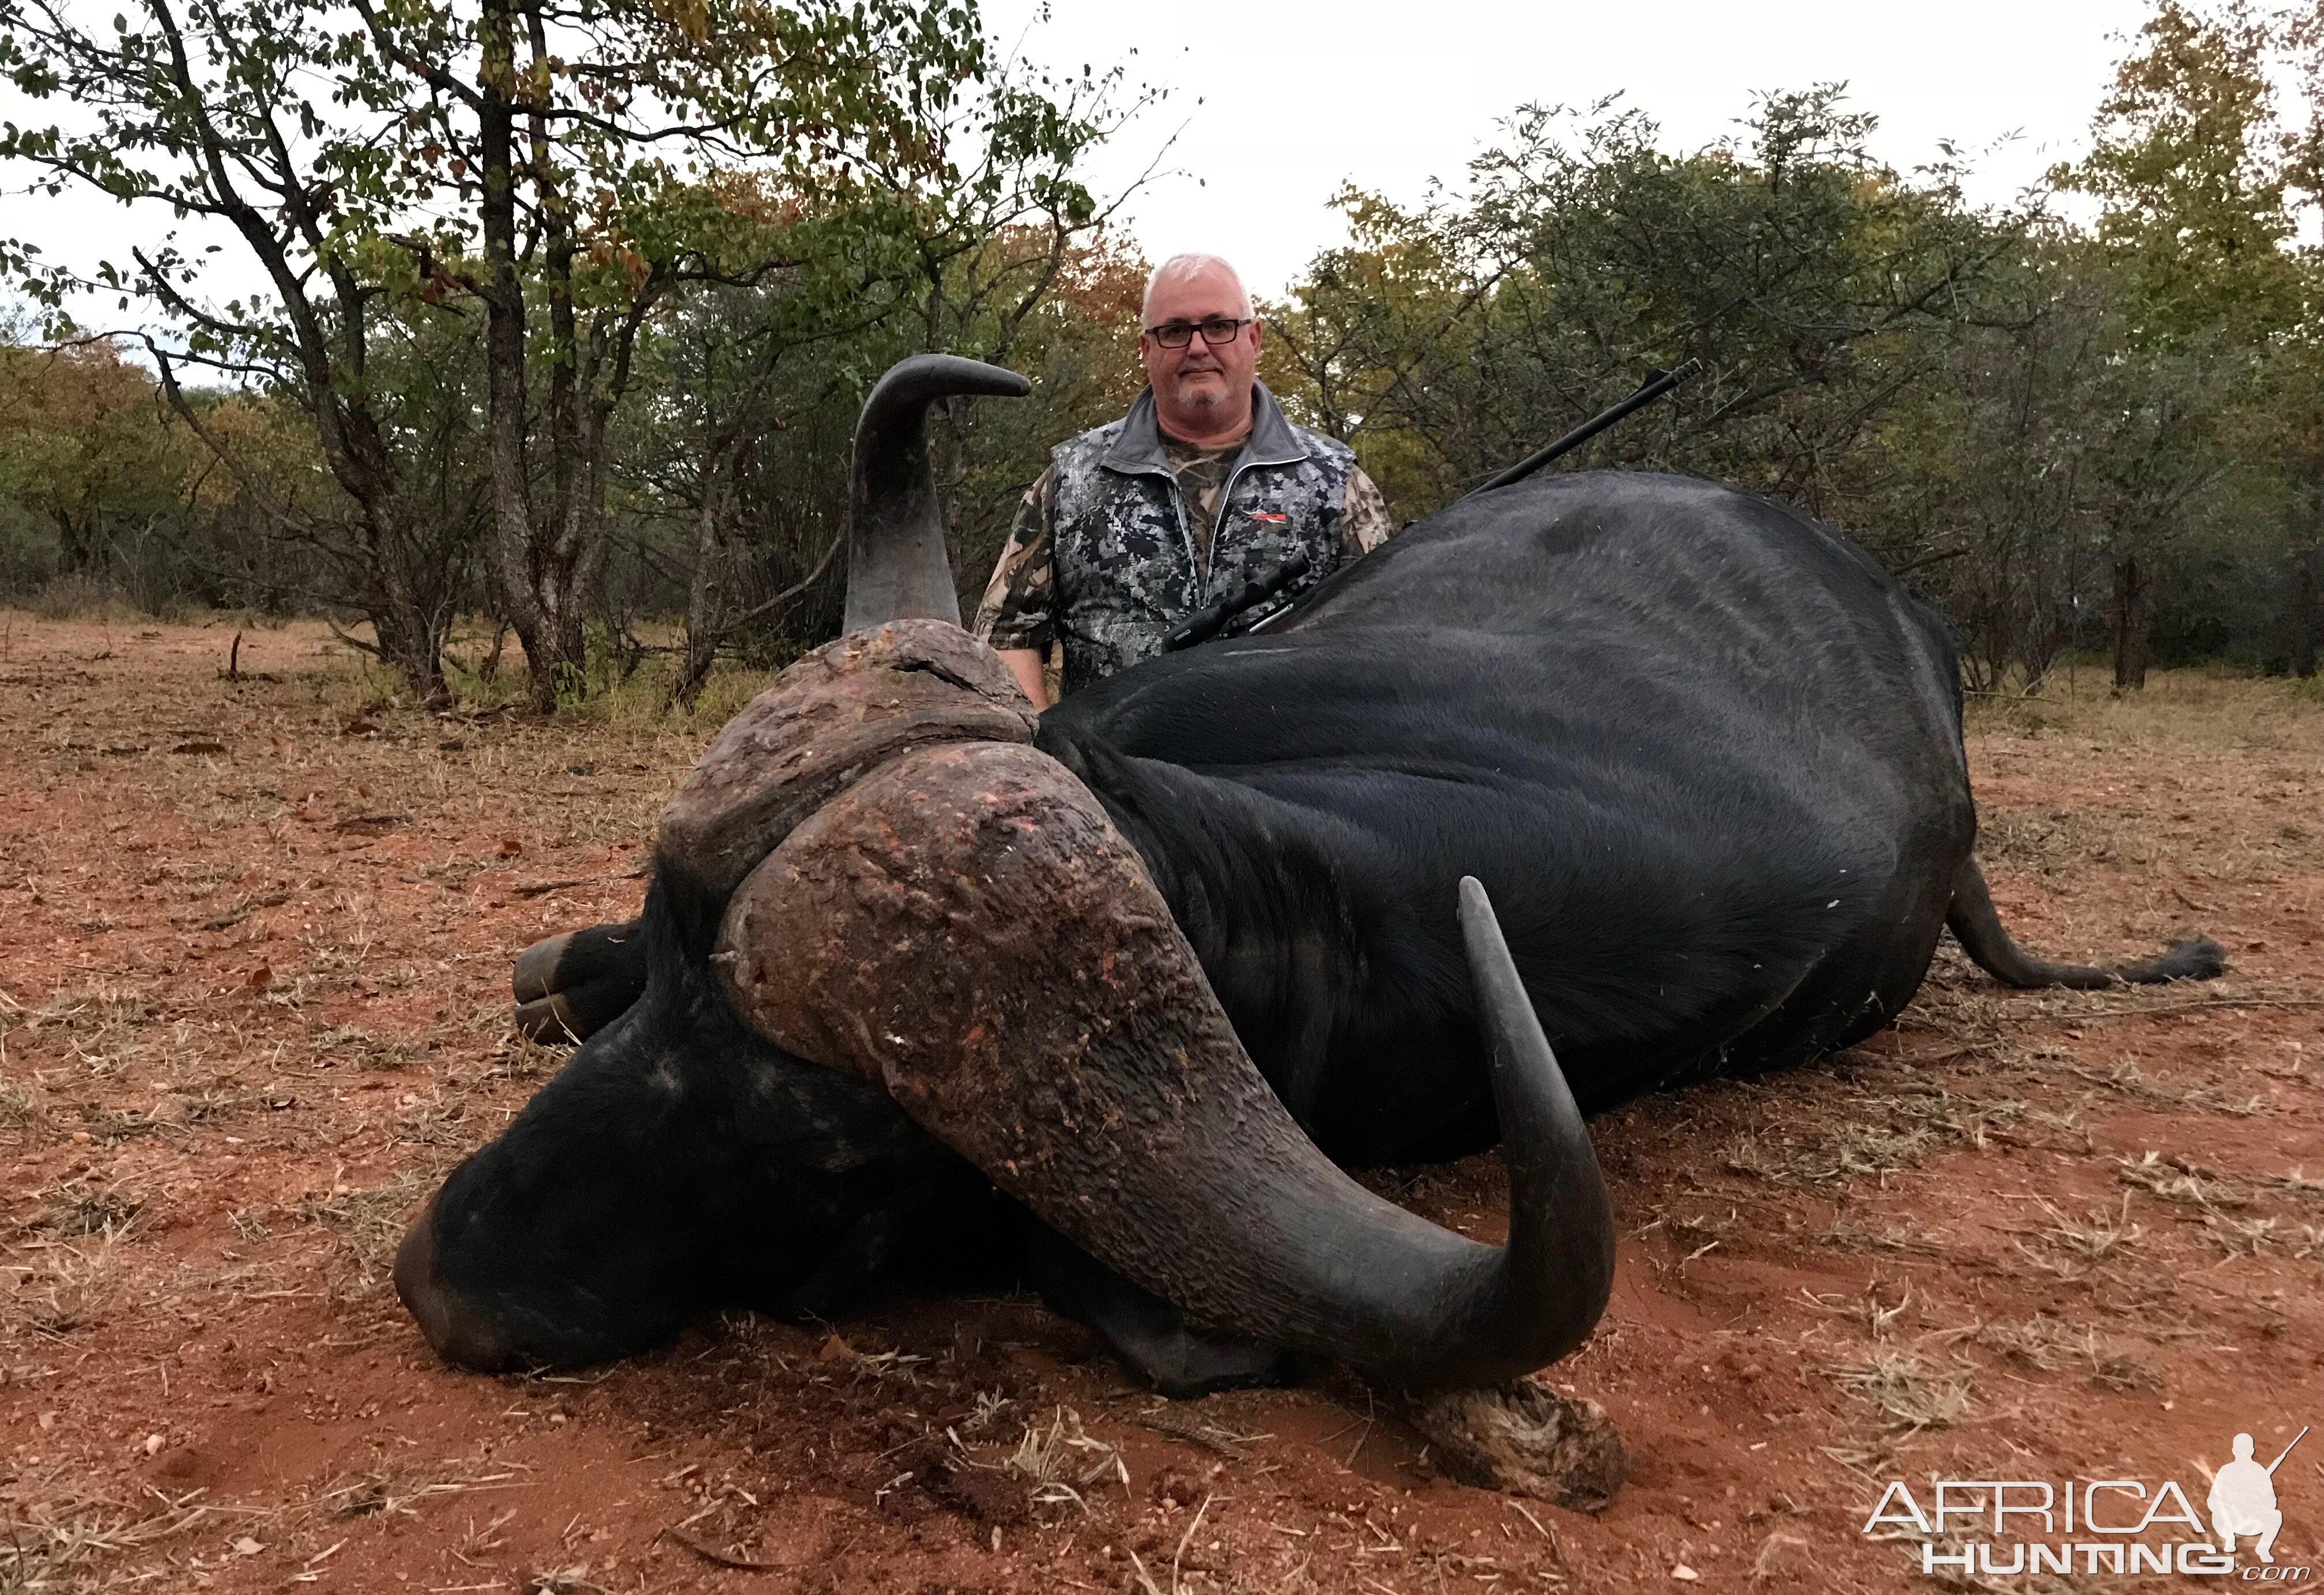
[393,355,2223,1399]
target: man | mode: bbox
[2208,1431,2285,1563]
[975,252,1394,709]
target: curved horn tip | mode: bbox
[1457,873,1617,1375]
[844,355,1030,635]
[1457,872,1590,1134]
[861,353,1032,414]
[1457,877,1550,1066]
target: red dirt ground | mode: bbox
[2,614,2321,1594]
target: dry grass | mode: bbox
[2055,1057,2268,1118]
[2114,1149,2249,1208]
[0,1491,210,1593]
[310,1024,430,1074]
[389,1084,474,1148]
[306,1449,534,1526]
[2112,1152,2324,1259]
[3,1229,129,1342]
[1970,1314,2159,1391]
[29,1183,145,1240]
[1827,1349,1977,1452]
[1963,665,2324,752]
[1815,1217,1946,1258]
[288,1167,439,1302]
[2014,1196,2145,1278]
[995,1406,1129,1507]
[1975,808,2164,874]
[2199,1213,2324,1260]
[1722,1074,2033,1185]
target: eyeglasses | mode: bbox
[1143,316,1254,349]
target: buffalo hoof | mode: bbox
[1397,1379,1627,1510]
[512,918,648,1043]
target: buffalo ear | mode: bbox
[845,354,1032,634]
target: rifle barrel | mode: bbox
[1467,358,1702,497]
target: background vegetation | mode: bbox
[2,0,2319,705]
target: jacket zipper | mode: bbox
[1144,446,1306,604]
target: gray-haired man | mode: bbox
[975,252,1394,708]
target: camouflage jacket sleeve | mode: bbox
[1337,467,1395,561]
[973,466,1057,651]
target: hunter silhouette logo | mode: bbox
[2210,1427,2304,1564]
[1862,1421,2313,1578]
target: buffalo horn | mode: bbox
[843,354,1032,635]
[718,741,1616,1390]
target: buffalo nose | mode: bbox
[394,1198,510,1370]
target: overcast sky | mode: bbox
[981,0,2161,294]
[2,0,2174,326]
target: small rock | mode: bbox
[233,1537,265,1556]
[143,1433,164,1456]
[1672,1566,1699,1582]
[1152,1467,1203,1508]
[153,1445,205,1481]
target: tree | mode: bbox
[0,0,1072,705]
[0,338,190,575]
[1270,91,2014,526]
[2054,0,2306,686]
[620,46,1153,704]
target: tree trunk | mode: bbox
[2112,553,2152,691]
[2293,545,2323,679]
[673,431,750,707]
[676,501,727,707]
[474,0,582,714]
[372,602,450,706]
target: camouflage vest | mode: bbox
[1049,384,1357,695]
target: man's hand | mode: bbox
[998,647,1051,711]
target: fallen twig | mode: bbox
[2054,997,2324,1022]
[659,1525,786,1571]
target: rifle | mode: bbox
[1463,359,1701,497]
[1161,549,1310,653]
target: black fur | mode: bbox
[1039,472,1972,1163]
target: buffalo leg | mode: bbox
[1023,1225,1308,1398]
[513,918,649,1042]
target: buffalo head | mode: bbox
[394,355,1616,1391]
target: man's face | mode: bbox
[1140,264,1262,434]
